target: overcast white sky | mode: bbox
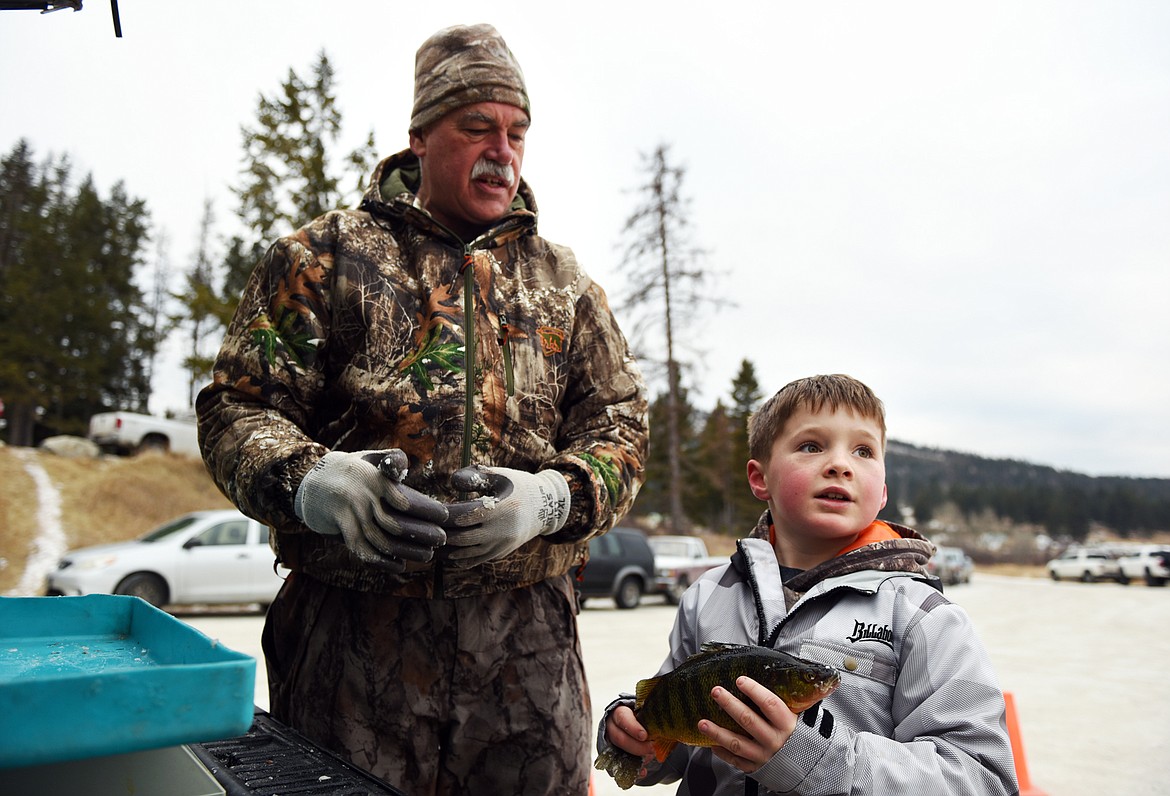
[2,1,1168,478]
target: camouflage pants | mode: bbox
[262,571,592,795]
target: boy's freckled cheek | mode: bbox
[776,479,811,514]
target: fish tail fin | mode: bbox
[594,747,642,790]
[652,738,678,763]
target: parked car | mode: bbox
[927,545,974,586]
[1045,547,1123,583]
[577,527,655,609]
[87,411,200,457]
[46,509,286,610]
[1116,546,1170,587]
[646,535,725,604]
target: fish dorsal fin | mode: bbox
[634,675,663,709]
[651,738,678,763]
[699,641,746,655]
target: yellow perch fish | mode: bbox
[595,641,841,789]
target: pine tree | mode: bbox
[729,359,765,529]
[0,140,52,445]
[230,50,377,295]
[174,199,225,407]
[141,229,173,407]
[617,144,728,531]
[634,388,700,525]
[690,400,737,532]
[165,52,377,399]
[0,141,152,444]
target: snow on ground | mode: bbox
[6,449,67,596]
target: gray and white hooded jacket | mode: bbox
[597,515,1019,795]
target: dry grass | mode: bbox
[0,448,38,593]
[0,444,1152,595]
[697,531,740,558]
[977,562,1049,579]
[0,446,232,594]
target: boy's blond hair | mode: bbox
[748,374,886,462]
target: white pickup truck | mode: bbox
[647,535,726,604]
[1116,546,1170,587]
[87,411,200,457]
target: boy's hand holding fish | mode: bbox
[700,675,800,773]
[607,673,801,777]
[605,705,655,761]
[596,642,840,788]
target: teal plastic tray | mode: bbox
[0,595,255,768]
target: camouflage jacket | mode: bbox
[197,150,648,598]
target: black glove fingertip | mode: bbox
[443,499,492,527]
[378,449,409,480]
[450,465,495,493]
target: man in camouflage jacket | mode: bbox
[197,24,647,795]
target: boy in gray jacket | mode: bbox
[598,374,1018,795]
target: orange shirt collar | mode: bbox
[833,520,900,556]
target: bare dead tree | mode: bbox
[617,143,730,531]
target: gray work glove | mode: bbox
[443,465,571,568]
[294,449,448,571]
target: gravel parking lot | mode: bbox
[186,573,1170,796]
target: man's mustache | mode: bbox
[471,159,515,186]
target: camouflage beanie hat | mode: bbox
[410,23,530,133]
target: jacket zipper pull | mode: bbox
[452,251,474,294]
[498,311,515,396]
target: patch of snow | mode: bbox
[7,449,68,596]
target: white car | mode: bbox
[46,510,287,609]
[1116,546,1170,587]
[927,546,974,586]
[646,535,725,605]
[1045,547,1123,583]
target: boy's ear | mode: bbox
[746,460,771,501]
[880,483,888,511]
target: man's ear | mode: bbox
[746,460,771,502]
[409,129,427,158]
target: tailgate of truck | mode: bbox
[188,709,407,796]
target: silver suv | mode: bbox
[1046,548,1123,583]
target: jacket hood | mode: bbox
[741,510,938,606]
[358,149,538,246]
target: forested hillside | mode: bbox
[881,440,1170,543]
[629,371,1170,548]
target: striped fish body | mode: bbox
[635,641,840,761]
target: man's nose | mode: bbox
[484,130,516,161]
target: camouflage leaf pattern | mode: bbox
[198,149,648,599]
[398,322,464,392]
